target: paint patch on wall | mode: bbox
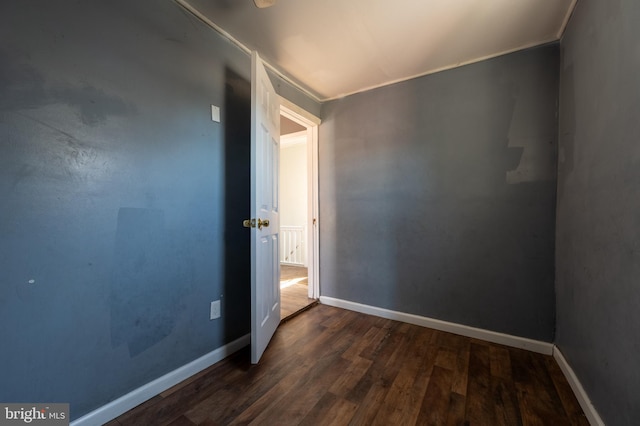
[110,208,193,357]
[505,92,557,184]
[506,137,556,184]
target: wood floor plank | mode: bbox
[198,419,223,426]
[341,325,385,361]
[280,264,315,321]
[230,310,357,424]
[184,387,237,424]
[220,328,332,417]
[543,357,590,426]
[489,345,513,380]
[416,366,455,426]
[451,343,471,396]
[357,321,396,361]
[489,344,522,425]
[166,415,196,426]
[347,380,389,426]
[159,364,216,399]
[435,347,458,370]
[528,352,568,417]
[437,331,469,352]
[200,314,332,424]
[465,342,496,424]
[223,361,314,425]
[329,356,373,397]
[299,392,358,426]
[399,343,440,426]
[281,283,315,318]
[280,265,308,282]
[348,324,407,424]
[223,342,327,424]
[345,321,404,405]
[115,394,163,425]
[515,385,562,426]
[114,305,586,426]
[492,377,523,426]
[446,392,467,426]
[342,314,385,348]
[239,350,352,424]
[511,348,569,426]
[320,305,351,329]
[372,327,425,425]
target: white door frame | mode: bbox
[280,98,320,300]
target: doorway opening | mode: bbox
[279,98,320,320]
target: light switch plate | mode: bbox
[210,300,221,320]
[211,105,220,122]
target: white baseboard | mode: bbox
[70,334,250,426]
[319,296,554,355]
[552,346,605,426]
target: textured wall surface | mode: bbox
[0,0,317,420]
[556,1,640,424]
[320,45,559,341]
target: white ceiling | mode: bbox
[183,0,576,102]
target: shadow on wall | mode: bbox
[108,67,252,358]
[222,67,251,341]
[98,34,255,420]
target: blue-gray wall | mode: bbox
[0,0,317,420]
[320,45,559,341]
[556,1,640,425]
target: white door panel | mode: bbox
[251,51,280,364]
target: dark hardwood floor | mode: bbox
[109,305,588,426]
[280,265,316,319]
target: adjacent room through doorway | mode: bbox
[279,114,316,319]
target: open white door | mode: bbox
[249,51,281,364]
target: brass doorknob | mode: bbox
[243,218,269,230]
